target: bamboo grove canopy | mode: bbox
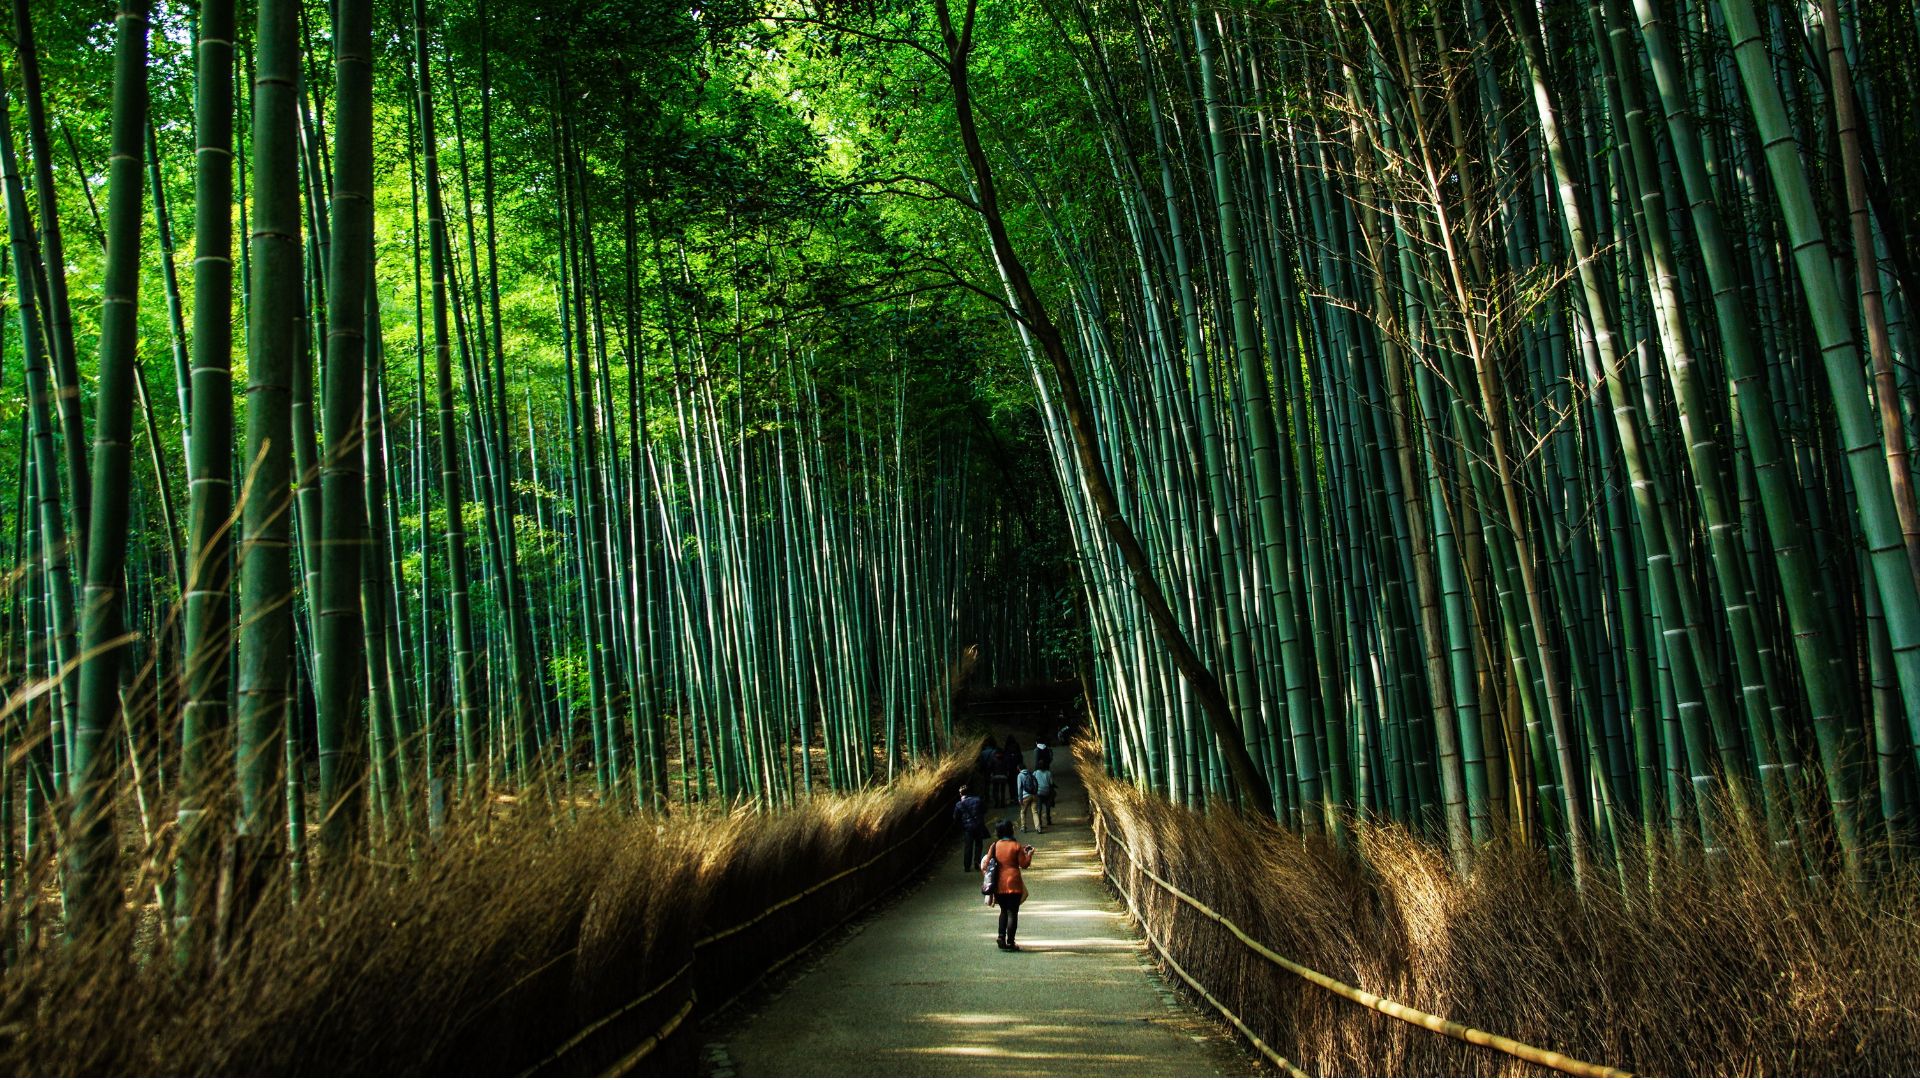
[1,0,1066,947]
[5,0,1920,947]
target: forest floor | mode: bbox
[699,738,1256,1077]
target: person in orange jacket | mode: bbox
[981,820,1035,951]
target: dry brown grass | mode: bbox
[1086,764,1920,1076]
[0,756,964,1076]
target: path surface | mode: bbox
[706,743,1253,1077]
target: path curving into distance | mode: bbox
[702,740,1254,1077]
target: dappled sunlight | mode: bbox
[1013,899,1121,914]
[906,1011,1165,1071]
[1031,866,1104,880]
[924,1012,1025,1026]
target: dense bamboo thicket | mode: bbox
[6,0,1920,1067]
[0,0,1058,957]
[797,0,1920,887]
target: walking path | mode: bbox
[704,742,1253,1077]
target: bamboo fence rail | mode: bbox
[1094,800,1630,1078]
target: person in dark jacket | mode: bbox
[952,786,988,872]
[976,740,999,798]
[998,747,1021,807]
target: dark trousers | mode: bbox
[963,832,984,872]
[996,893,1024,944]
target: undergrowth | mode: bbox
[1086,763,1920,1076]
[0,755,963,1075]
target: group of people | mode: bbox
[952,729,1069,952]
[975,734,1058,832]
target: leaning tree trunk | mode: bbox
[934,0,1273,817]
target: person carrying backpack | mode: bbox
[1016,766,1043,833]
[952,785,988,873]
[981,820,1035,951]
[1032,764,1055,827]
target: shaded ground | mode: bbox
[703,741,1255,1077]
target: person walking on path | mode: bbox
[988,745,1012,806]
[952,785,988,872]
[1033,763,1055,828]
[1016,766,1044,833]
[982,820,1034,951]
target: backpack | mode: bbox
[1017,770,1037,800]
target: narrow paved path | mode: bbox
[706,742,1253,1077]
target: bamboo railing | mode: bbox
[1094,803,1630,1078]
[527,801,953,1076]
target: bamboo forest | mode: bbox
[2,0,1919,1073]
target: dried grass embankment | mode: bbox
[1085,764,1920,1076]
[0,756,963,1076]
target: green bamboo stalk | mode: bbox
[176,0,236,954]
[315,0,375,852]
[236,0,300,867]
[413,0,482,803]
[10,0,88,555]
[66,0,150,937]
